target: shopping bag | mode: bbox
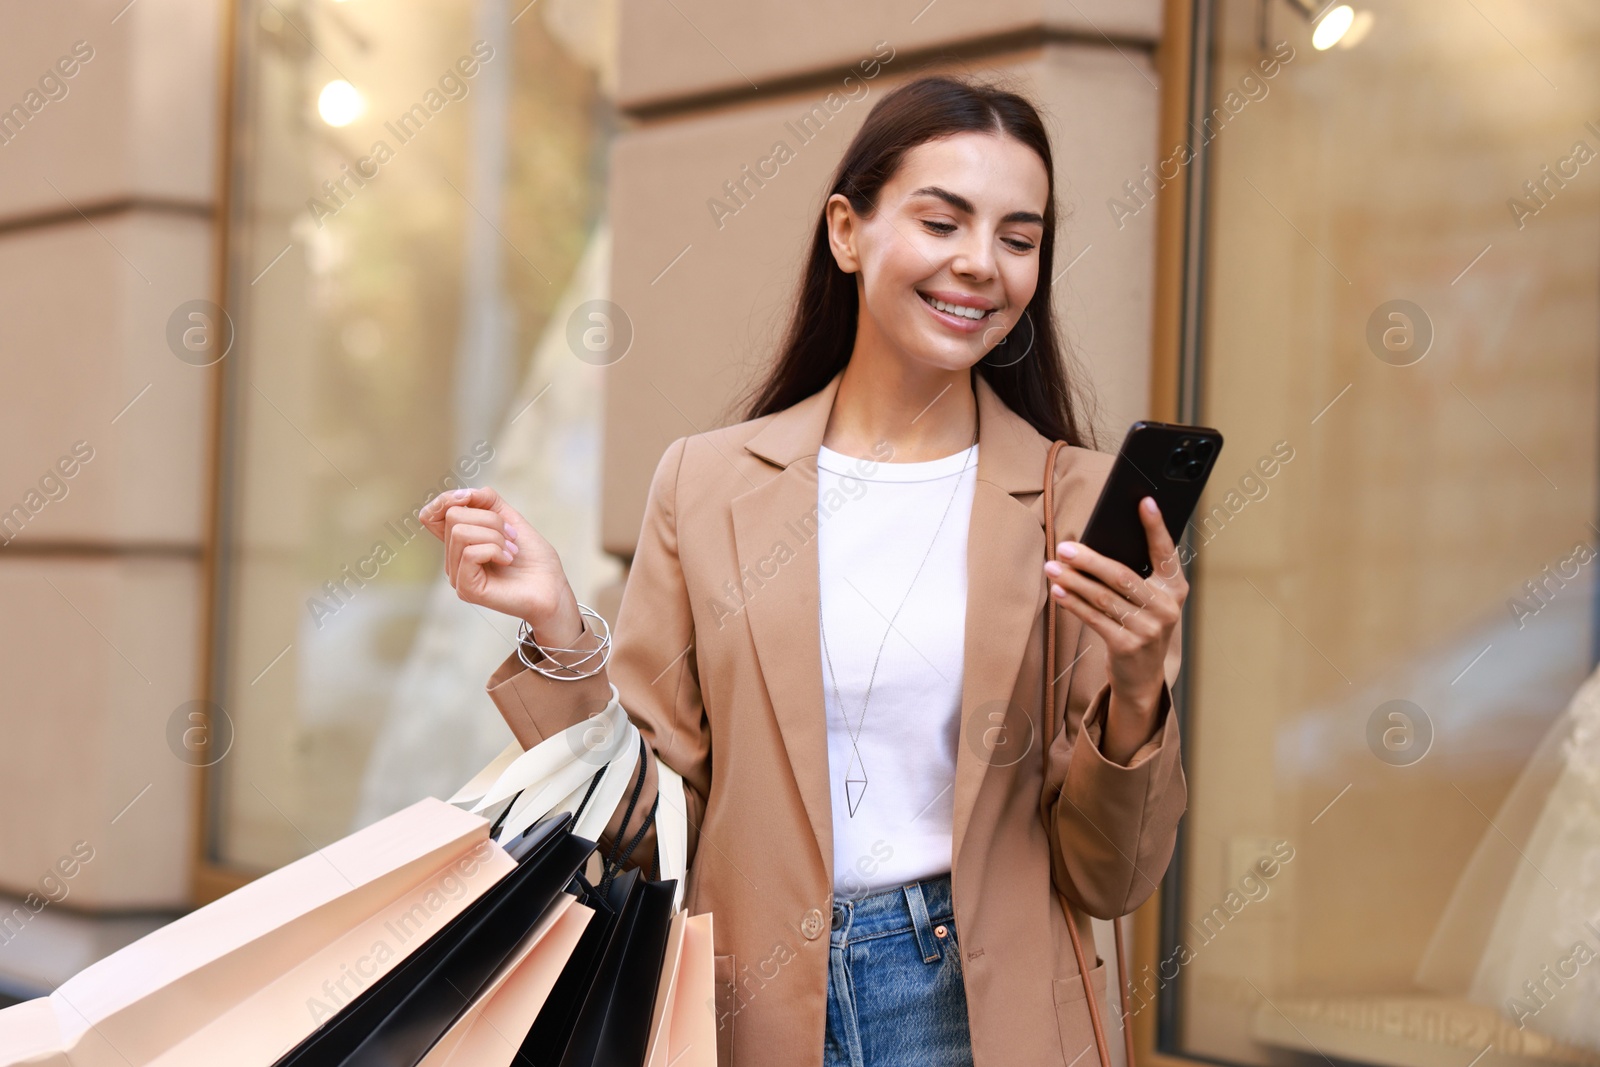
[557,866,677,1067]
[643,910,716,1067]
[509,750,690,1066]
[514,857,637,1064]
[456,683,717,1067]
[0,799,513,1067]
[506,864,673,1067]
[625,746,714,1067]
[272,810,594,1067]
[413,893,593,1067]
[449,692,642,849]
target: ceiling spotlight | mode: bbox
[317,79,363,127]
[1273,0,1372,51]
[1311,4,1354,49]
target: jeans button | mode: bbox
[801,908,825,939]
[934,924,948,939]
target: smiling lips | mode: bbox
[917,289,1001,334]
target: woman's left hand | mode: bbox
[1043,496,1187,764]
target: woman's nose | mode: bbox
[951,235,996,281]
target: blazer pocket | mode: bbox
[714,953,737,1065]
[1052,961,1108,1066]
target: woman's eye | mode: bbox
[922,219,1034,252]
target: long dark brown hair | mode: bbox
[733,73,1097,449]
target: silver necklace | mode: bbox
[819,426,978,817]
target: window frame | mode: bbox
[1136,0,1221,1062]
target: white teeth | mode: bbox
[924,294,989,320]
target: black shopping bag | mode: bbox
[515,735,680,1067]
[557,870,676,1067]
[516,864,637,1064]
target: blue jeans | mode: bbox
[823,872,975,1067]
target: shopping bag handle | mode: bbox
[599,733,653,899]
[601,731,690,912]
[451,685,691,912]
[654,759,689,910]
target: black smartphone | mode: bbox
[1078,421,1224,578]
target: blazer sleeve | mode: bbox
[1040,461,1188,921]
[483,435,710,877]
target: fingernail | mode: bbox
[501,549,513,563]
[1142,497,1157,513]
[1060,543,1078,559]
[507,541,519,554]
[454,489,470,500]
[504,524,517,540]
[1044,561,1062,577]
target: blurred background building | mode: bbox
[2,1,1599,1066]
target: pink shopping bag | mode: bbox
[644,910,717,1067]
[0,798,513,1067]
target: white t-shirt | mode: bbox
[815,441,977,900]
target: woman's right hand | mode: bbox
[419,486,585,644]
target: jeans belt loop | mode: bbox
[903,880,941,963]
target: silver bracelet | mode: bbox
[516,604,612,680]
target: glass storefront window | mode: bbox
[1164,2,1600,1065]
[211,0,618,873]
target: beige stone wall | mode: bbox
[0,0,222,909]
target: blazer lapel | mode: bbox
[951,375,1062,868]
[732,371,846,888]
[730,367,1070,890]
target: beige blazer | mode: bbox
[485,367,1186,1066]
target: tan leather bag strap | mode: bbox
[1043,439,1138,1067]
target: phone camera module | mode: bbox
[1164,438,1215,482]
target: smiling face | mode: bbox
[825,131,1050,375]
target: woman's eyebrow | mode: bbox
[909,185,1044,226]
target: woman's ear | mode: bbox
[824,193,861,274]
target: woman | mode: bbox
[421,75,1187,1067]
